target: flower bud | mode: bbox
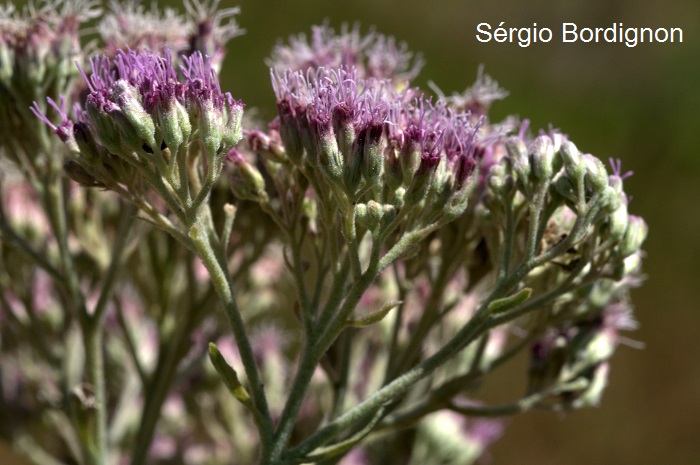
[528,135,554,181]
[620,215,648,258]
[560,140,584,181]
[575,329,616,369]
[198,100,225,157]
[222,102,244,151]
[400,130,422,185]
[355,200,383,231]
[383,143,403,192]
[344,132,365,194]
[405,152,440,207]
[613,250,642,281]
[277,101,304,163]
[582,154,608,192]
[607,203,629,242]
[505,136,531,196]
[317,123,344,185]
[487,164,508,198]
[361,123,384,186]
[332,104,355,159]
[228,149,265,200]
[156,98,191,153]
[111,80,157,150]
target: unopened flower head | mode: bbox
[268,23,424,85]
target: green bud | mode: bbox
[384,143,403,191]
[318,132,344,185]
[230,151,266,200]
[361,124,384,186]
[86,100,124,156]
[487,164,508,196]
[506,137,531,195]
[583,154,608,192]
[277,103,304,164]
[405,156,440,207]
[156,99,191,153]
[400,138,422,185]
[223,103,244,150]
[347,300,401,328]
[333,105,355,161]
[529,135,554,181]
[607,202,629,242]
[198,101,225,158]
[620,215,648,257]
[208,343,253,407]
[504,136,527,160]
[560,140,584,182]
[355,200,383,231]
[112,80,156,150]
[580,330,615,367]
[343,141,364,195]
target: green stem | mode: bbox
[284,307,492,464]
[82,203,136,465]
[189,225,274,453]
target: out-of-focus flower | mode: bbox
[430,65,509,117]
[99,0,244,70]
[411,410,504,465]
[268,23,423,86]
[0,0,99,163]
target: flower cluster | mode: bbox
[33,48,243,222]
[237,67,493,235]
[0,4,649,465]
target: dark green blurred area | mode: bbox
[223,0,700,463]
[5,0,700,463]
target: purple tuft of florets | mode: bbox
[71,48,241,120]
[30,95,74,143]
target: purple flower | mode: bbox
[34,47,243,191]
[270,66,488,207]
[30,95,74,143]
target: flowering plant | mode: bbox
[1,2,647,465]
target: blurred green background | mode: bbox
[223,0,700,463]
[5,0,700,463]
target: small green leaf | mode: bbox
[347,301,401,328]
[488,288,532,314]
[208,343,252,406]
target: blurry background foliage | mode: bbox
[5,0,700,464]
